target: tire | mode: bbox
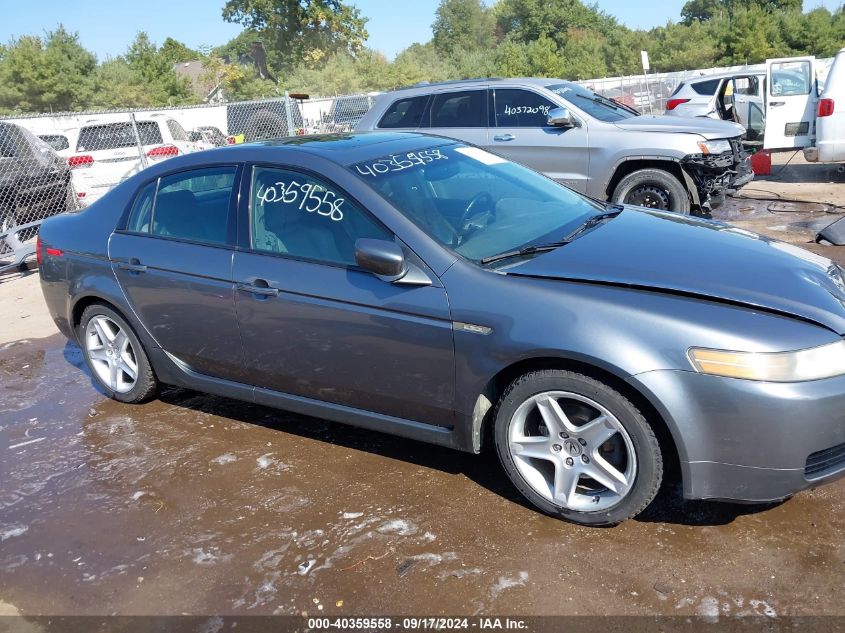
[493,370,663,526]
[611,168,691,214]
[78,304,158,404]
[243,111,288,142]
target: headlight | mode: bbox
[697,139,732,155]
[688,340,845,382]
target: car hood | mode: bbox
[614,115,745,140]
[506,209,845,335]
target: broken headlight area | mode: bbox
[682,144,751,209]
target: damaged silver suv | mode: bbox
[356,78,753,214]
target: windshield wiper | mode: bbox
[576,93,639,116]
[480,209,623,266]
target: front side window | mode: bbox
[734,76,759,96]
[494,89,556,127]
[771,61,812,96]
[351,143,602,264]
[429,90,486,128]
[250,166,391,266]
[151,167,237,245]
[378,95,429,129]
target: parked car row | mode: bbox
[665,48,845,163]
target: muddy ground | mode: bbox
[1,152,845,618]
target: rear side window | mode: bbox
[166,119,188,141]
[429,90,486,128]
[494,89,555,127]
[692,79,721,96]
[39,135,69,151]
[378,95,429,129]
[76,121,163,151]
[0,126,22,158]
[126,181,157,233]
[734,76,759,96]
[150,167,237,246]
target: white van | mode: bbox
[764,48,845,162]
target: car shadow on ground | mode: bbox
[62,339,787,528]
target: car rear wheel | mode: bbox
[493,370,663,526]
[79,304,158,404]
[612,168,690,214]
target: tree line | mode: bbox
[1,0,843,114]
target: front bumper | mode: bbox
[629,369,845,502]
[681,139,753,209]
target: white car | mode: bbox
[665,71,766,142]
[51,115,200,207]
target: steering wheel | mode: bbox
[457,192,496,244]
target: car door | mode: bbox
[232,164,455,427]
[109,165,246,381]
[487,87,590,193]
[764,56,817,150]
[425,88,489,147]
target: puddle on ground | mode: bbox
[2,335,845,615]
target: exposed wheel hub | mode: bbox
[625,185,670,210]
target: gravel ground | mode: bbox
[1,154,845,618]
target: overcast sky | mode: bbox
[2,0,842,61]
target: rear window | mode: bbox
[166,119,188,141]
[378,95,429,129]
[38,134,69,151]
[76,121,163,152]
[692,79,721,96]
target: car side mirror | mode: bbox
[355,238,407,280]
[547,107,576,128]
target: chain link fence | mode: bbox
[0,92,376,272]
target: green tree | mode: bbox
[125,32,194,105]
[159,37,201,65]
[432,0,495,56]
[0,25,96,113]
[495,0,617,50]
[651,21,719,71]
[495,34,562,77]
[221,0,368,71]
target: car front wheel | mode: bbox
[494,370,663,526]
[612,168,690,214]
[79,304,158,404]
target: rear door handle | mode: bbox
[493,134,516,142]
[118,258,147,273]
[770,101,785,107]
[237,281,280,297]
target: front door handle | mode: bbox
[493,133,516,142]
[237,281,280,297]
[770,101,785,107]
[118,258,147,273]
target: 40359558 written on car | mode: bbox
[39,132,845,526]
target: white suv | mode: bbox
[60,115,200,206]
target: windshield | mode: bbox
[546,82,637,122]
[350,143,603,264]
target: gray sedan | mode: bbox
[38,132,845,525]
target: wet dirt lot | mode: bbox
[2,153,845,619]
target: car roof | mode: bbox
[138,132,456,173]
[383,77,571,96]
[681,70,766,84]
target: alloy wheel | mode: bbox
[507,391,637,512]
[84,315,139,393]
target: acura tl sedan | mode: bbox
[38,132,845,525]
